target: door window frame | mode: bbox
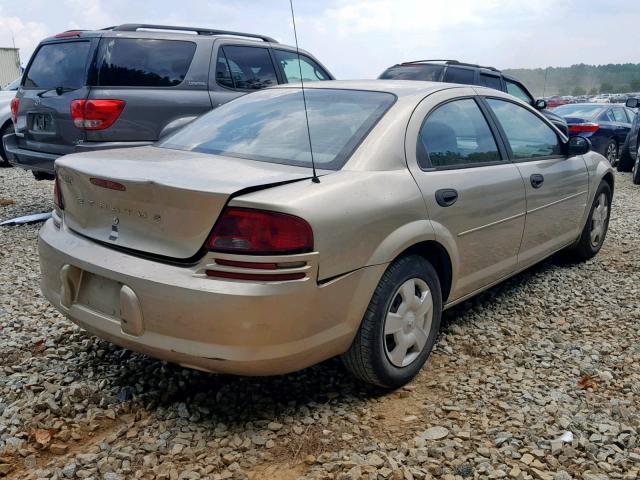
[480,96,567,162]
[212,44,283,92]
[416,95,511,171]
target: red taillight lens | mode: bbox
[207,208,313,255]
[70,99,125,130]
[10,97,19,123]
[53,175,64,210]
[54,30,82,38]
[568,123,600,134]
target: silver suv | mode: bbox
[4,24,333,179]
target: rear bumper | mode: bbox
[3,133,153,173]
[38,218,385,375]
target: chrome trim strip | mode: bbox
[527,191,588,214]
[458,211,526,237]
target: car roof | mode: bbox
[273,79,460,98]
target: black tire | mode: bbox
[604,139,618,167]
[0,122,14,168]
[32,171,55,181]
[564,181,612,261]
[341,255,442,388]
[617,134,634,172]
[632,153,640,185]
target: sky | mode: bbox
[0,0,638,79]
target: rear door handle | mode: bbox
[530,173,544,188]
[435,188,458,207]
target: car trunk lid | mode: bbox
[55,146,316,259]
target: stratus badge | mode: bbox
[109,217,119,241]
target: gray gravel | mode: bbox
[1,166,639,480]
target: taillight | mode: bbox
[53,174,64,210]
[70,99,125,130]
[10,97,19,123]
[568,123,600,134]
[207,208,313,255]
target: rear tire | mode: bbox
[341,255,442,388]
[604,140,618,167]
[0,122,14,168]
[564,181,612,261]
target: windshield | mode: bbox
[552,104,603,119]
[379,64,444,81]
[158,88,396,170]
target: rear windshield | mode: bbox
[24,41,91,89]
[552,104,603,119]
[158,88,396,170]
[379,64,444,81]
[95,38,196,87]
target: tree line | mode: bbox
[503,63,640,97]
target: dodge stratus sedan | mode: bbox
[39,81,614,388]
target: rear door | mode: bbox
[609,106,632,144]
[18,39,96,155]
[86,35,213,142]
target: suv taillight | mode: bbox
[207,208,313,255]
[53,174,64,210]
[10,97,19,123]
[70,99,125,130]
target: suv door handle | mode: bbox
[435,188,458,207]
[530,173,544,188]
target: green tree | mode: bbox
[630,78,640,90]
[589,87,599,96]
[600,82,613,93]
[571,86,586,96]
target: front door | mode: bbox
[484,97,589,267]
[405,90,526,302]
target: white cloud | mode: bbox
[0,10,48,66]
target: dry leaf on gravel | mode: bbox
[578,374,597,390]
[0,198,15,206]
[33,429,52,447]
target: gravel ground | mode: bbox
[0,167,639,480]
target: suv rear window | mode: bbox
[378,64,444,81]
[158,88,396,170]
[24,41,91,89]
[95,38,196,87]
[443,67,475,85]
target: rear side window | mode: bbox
[487,98,562,159]
[443,67,475,85]
[216,46,278,90]
[598,109,614,122]
[418,98,501,168]
[24,41,91,89]
[480,74,502,91]
[378,64,444,81]
[505,80,533,104]
[95,38,196,87]
[273,50,329,83]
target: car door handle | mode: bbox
[435,188,458,207]
[530,173,544,189]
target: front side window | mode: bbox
[481,74,502,91]
[625,108,637,123]
[273,50,329,83]
[443,67,475,85]
[418,98,501,168]
[216,46,278,90]
[96,39,195,87]
[158,88,395,170]
[505,80,533,104]
[487,98,562,159]
[611,107,627,123]
[24,41,91,89]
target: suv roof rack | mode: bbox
[107,24,278,43]
[400,59,500,72]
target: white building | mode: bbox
[0,48,21,87]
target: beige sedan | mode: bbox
[39,81,613,388]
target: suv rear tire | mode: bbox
[0,122,14,168]
[341,255,442,388]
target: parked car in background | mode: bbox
[0,89,16,167]
[2,77,21,91]
[552,103,634,166]
[618,97,640,182]
[378,60,568,134]
[4,24,333,180]
[546,96,570,108]
[39,81,613,388]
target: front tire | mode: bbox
[604,140,618,167]
[564,181,612,261]
[342,255,442,388]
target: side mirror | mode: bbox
[626,98,639,109]
[534,98,547,110]
[568,136,591,156]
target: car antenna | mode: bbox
[289,0,320,183]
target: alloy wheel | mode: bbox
[590,192,609,248]
[606,142,617,165]
[383,278,433,367]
